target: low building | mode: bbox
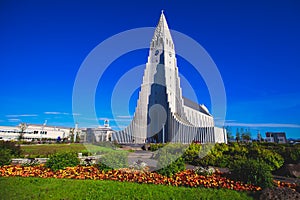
[0,123,76,142]
[81,120,114,143]
[265,132,287,144]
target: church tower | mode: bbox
[113,11,227,144]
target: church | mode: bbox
[112,12,227,144]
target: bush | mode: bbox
[100,151,128,169]
[278,147,300,164]
[156,157,185,177]
[94,162,113,172]
[183,143,202,164]
[45,152,80,171]
[0,149,12,166]
[0,141,21,157]
[155,144,186,177]
[149,143,165,151]
[230,159,273,188]
[193,143,284,171]
[248,147,284,171]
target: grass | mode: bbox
[0,177,254,200]
[20,143,124,158]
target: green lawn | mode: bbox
[20,143,121,157]
[0,177,253,200]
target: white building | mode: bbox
[113,12,227,144]
[0,123,74,141]
[265,132,287,144]
[82,120,114,143]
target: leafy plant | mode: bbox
[248,147,284,171]
[149,143,166,151]
[156,157,185,177]
[45,152,80,171]
[0,141,21,157]
[183,143,202,164]
[94,162,113,172]
[230,159,273,189]
[154,144,186,177]
[0,149,12,166]
[100,151,128,169]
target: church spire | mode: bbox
[152,11,174,51]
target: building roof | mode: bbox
[182,97,211,116]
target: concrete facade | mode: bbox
[113,12,227,144]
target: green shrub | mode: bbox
[156,157,185,177]
[0,149,12,166]
[248,147,284,171]
[149,143,165,151]
[0,141,21,157]
[155,144,186,177]
[277,147,300,164]
[94,162,113,172]
[183,143,202,164]
[290,148,300,163]
[193,143,284,171]
[100,151,128,169]
[230,159,273,188]
[45,152,80,171]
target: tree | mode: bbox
[225,126,234,141]
[236,128,240,143]
[257,131,262,142]
[69,128,74,143]
[18,123,27,141]
[242,133,251,142]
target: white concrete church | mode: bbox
[112,12,227,144]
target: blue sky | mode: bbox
[0,0,299,139]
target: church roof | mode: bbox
[182,97,211,116]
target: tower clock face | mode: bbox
[155,50,159,56]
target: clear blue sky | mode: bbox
[0,0,299,139]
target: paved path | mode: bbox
[128,150,158,168]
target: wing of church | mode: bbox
[112,11,227,144]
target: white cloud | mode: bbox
[44,112,69,115]
[6,114,38,117]
[8,118,21,122]
[116,115,132,119]
[114,119,132,122]
[224,122,300,128]
[98,117,109,121]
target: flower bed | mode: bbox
[0,165,297,192]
